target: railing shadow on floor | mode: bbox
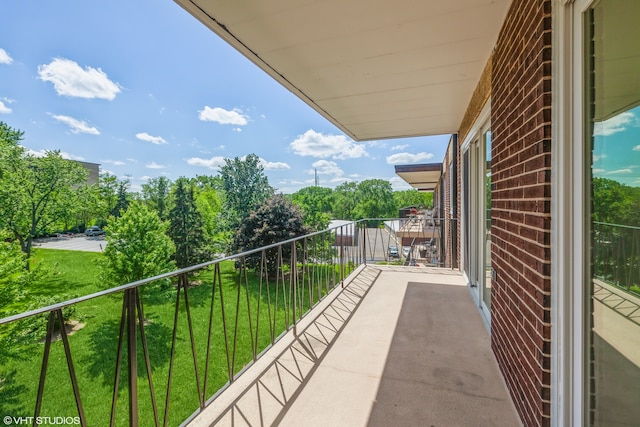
[186,266,380,427]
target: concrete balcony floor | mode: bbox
[188,265,521,427]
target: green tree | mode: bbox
[0,122,24,176]
[111,179,131,218]
[592,177,635,225]
[98,172,119,220]
[168,178,209,268]
[193,179,226,254]
[0,145,87,261]
[220,154,274,230]
[142,176,172,220]
[393,189,433,211]
[102,202,175,285]
[332,181,358,220]
[353,179,396,220]
[232,194,307,270]
[291,186,334,230]
[72,183,105,230]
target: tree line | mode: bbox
[0,121,433,273]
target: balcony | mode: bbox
[0,221,519,426]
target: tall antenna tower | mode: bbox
[315,168,319,186]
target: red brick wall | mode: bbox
[490,0,552,426]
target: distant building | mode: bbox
[77,161,100,185]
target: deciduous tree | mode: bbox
[353,179,395,220]
[0,126,87,262]
[291,186,334,230]
[220,154,273,230]
[102,202,175,285]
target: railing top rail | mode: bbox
[1,220,361,325]
[1,216,456,325]
[593,221,640,231]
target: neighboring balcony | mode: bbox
[0,220,519,426]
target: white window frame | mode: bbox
[460,100,491,327]
[551,0,592,425]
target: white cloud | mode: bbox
[633,145,640,151]
[391,144,409,151]
[605,168,633,175]
[102,159,126,166]
[0,100,11,114]
[146,162,166,169]
[136,132,167,145]
[260,158,290,170]
[593,111,637,136]
[593,153,607,162]
[198,106,248,125]
[386,152,434,165]
[309,160,344,177]
[186,156,226,170]
[0,48,12,64]
[233,127,242,132]
[290,129,367,159]
[23,147,85,161]
[51,114,99,135]
[138,176,152,181]
[38,58,121,100]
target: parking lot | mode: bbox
[33,235,107,252]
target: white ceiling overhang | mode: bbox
[174,0,511,141]
[395,163,442,192]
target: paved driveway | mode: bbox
[33,235,106,252]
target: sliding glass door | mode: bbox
[461,116,491,321]
[586,0,640,423]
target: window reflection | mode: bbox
[589,0,640,424]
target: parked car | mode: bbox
[387,245,399,258]
[85,226,105,236]
[402,247,411,258]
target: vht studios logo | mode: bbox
[3,417,80,426]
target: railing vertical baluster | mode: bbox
[292,241,297,335]
[230,258,244,380]
[304,238,312,310]
[55,309,87,426]
[163,280,183,427]
[126,288,138,427]
[215,264,233,383]
[110,293,128,427]
[203,264,219,398]
[259,250,272,347]
[34,311,56,420]
[182,274,204,408]
[243,255,256,361]
[135,290,159,427]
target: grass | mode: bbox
[0,248,349,426]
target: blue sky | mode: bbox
[593,105,640,187]
[0,0,450,193]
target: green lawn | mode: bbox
[0,248,345,426]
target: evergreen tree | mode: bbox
[111,180,130,218]
[168,178,209,268]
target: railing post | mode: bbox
[126,288,138,427]
[292,241,297,336]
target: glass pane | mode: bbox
[483,131,492,309]
[463,150,470,276]
[589,0,640,424]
